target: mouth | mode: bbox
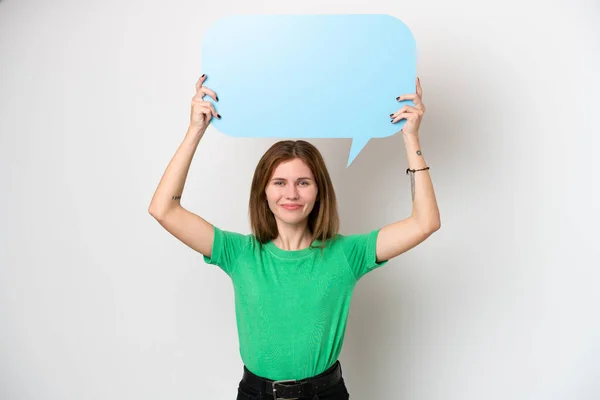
[281,204,302,210]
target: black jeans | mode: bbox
[236,361,350,400]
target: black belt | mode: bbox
[241,361,343,399]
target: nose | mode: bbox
[285,183,299,199]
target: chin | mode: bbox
[275,213,307,225]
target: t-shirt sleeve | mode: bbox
[203,225,252,276]
[341,228,389,281]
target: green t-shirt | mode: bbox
[203,225,388,381]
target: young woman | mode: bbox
[148,74,440,400]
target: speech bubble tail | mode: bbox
[347,137,370,167]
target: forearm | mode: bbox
[403,134,440,231]
[148,127,204,217]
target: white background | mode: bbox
[1,0,599,399]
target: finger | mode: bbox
[391,112,411,123]
[199,106,215,120]
[201,102,220,118]
[396,97,426,111]
[391,105,423,116]
[191,88,209,101]
[416,77,423,98]
[196,86,218,102]
[193,100,220,118]
[197,106,209,121]
[195,74,207,91]
[206,103,221,119]
[396,93,418,101]
[199,106,222,120]
[397,93,424,107]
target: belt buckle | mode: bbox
[272,379,298,400]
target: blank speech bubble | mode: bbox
[201,14,416,166]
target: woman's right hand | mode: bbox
[189,74,220,133]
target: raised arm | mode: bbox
[376,77,441,262]
[148,75,221,257]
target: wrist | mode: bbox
[186,125,206,138]
[402,130,420,141]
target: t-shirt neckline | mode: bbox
[264,239,322,259]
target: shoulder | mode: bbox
[331,229,387,280]
[331,229,380,250]
[213,225,255,244]
[206,226,257,265]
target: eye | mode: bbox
[274,181,284,186]
[299,181,309,186]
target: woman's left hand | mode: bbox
[390,77,425,137]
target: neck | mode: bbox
[273,223,313,251]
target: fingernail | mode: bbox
[201,74,206,78]
[217,114,221,119]
[396,96,401,101]
[216,96,219,101]
[390,113,394,117]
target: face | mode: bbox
[265,158,318,227]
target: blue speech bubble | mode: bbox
[202,14,416,166]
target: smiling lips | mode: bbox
[281,204,302,210]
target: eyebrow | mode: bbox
[270,177,313,181]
